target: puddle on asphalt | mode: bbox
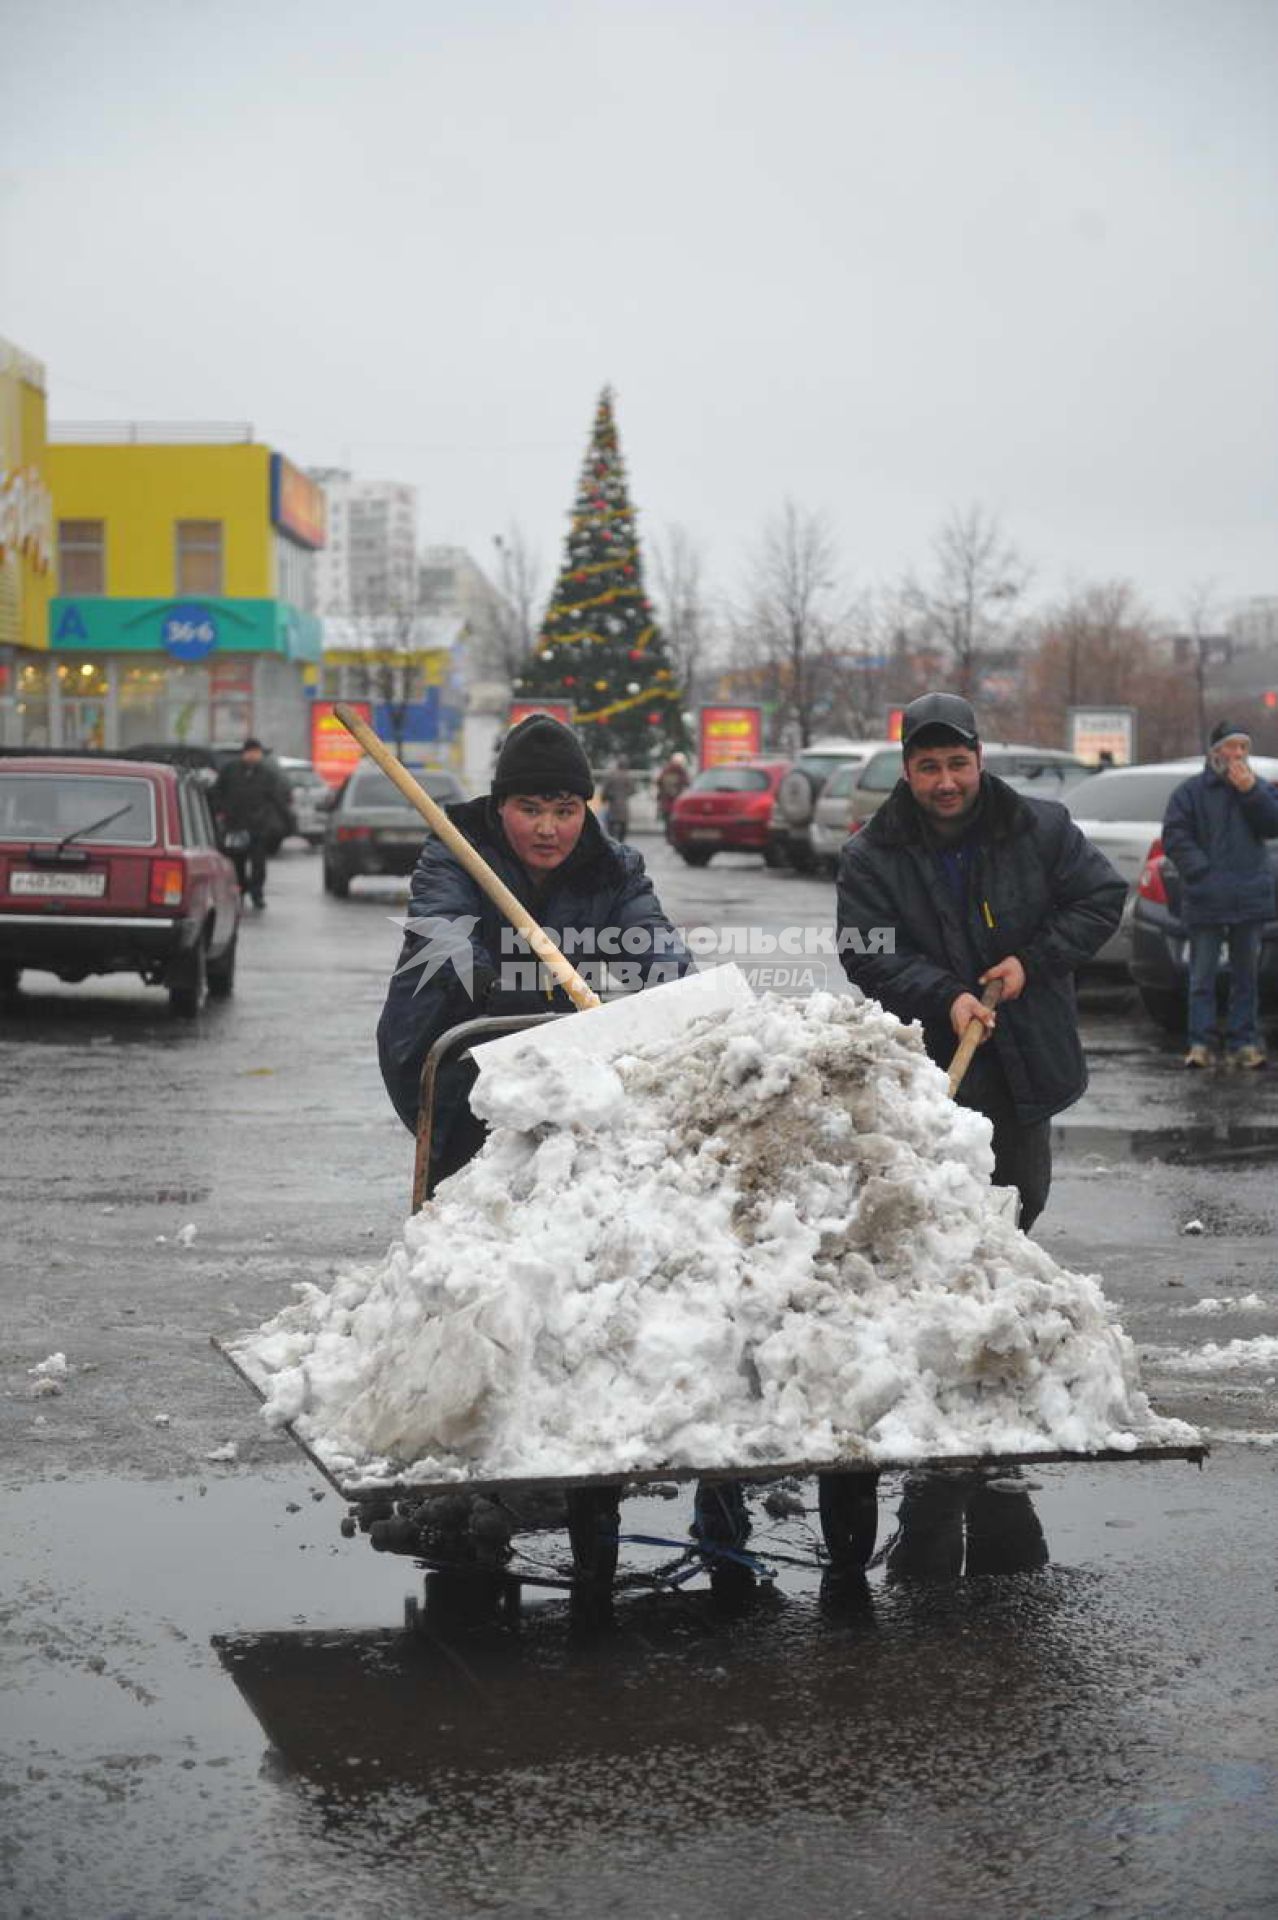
[0,1454,1216,1768]
[5,1453,1272,1920]
[1056,1121,1278,1167]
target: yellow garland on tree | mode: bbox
[575,683,680,725]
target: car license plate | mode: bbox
[688,829,719,842]
[380,829,423,845]
[10,869,107,898]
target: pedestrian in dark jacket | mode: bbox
[836,693,1125,1230]
[378,713,693,1179]
[599,756,634,842]
[1162,721,1278,1070]
[210,739,295,909]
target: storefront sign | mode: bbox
[698,704,762,769]
[161,602,220,661]
[312,699,371,786]
[1068,707,1136,767]
[508,701,575,729]
[271,454,327,550]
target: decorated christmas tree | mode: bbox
[514,388,684,764]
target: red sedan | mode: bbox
[0,755,241,1014]
[668,758,793,867]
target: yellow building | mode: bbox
[0,336,54,744]
[43,428,325,752]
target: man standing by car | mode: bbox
[836,693,1125,1230]
[1162,721,1278,1070]
[211,738,295,910]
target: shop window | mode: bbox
[175,521,224,596]
[58,521,106,596]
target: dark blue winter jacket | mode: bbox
[377,798,693,1149]
[837,774,1125,1125]
[1161,764,1278,928]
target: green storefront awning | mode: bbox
[50,597,323,665]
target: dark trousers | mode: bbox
[960,1068,1052,1232]
[1187,921,1262,1050]
[231,837,268,903]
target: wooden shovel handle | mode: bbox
[947,979,1003,1099]
[334,704,601,1011]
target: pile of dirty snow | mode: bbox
[229,983,1196,1485]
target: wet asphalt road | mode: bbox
[2,837,1276,1920]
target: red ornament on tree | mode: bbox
[628,648,644,662]
[563,675,577,687]
[647,712,662,725]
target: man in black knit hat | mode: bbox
[378,711,692,1175]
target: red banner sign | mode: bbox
[508,701,575,729]
[698,704,763,769]
[311,700,371,787]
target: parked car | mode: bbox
[1124,762,1278,1029]
[276,757,330,848]
[322,764,466,896]
[1064,758,1278,970]
[0,754,241,1014]
[809,743,1093,875]
[667,759,793,866]
[769,740,894,871]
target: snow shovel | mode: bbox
[947,979,1003,1099]
[332,704,755,1065]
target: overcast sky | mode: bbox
[4,0,1275,624]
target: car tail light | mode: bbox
[1137,837,1168,906]
[846,819,862,835]
[149,857,186,908]
[336,825,373,842]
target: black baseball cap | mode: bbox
[900,693,980,753]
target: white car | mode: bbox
[1066,755,1278,967]
[770,739,895,871]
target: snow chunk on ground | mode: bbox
[28,1352,68,1380]
[229,990,1196,1484]
[1176,1293,1268,1317]
[1146,1335,1278,1376]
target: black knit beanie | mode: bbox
[492,714,594,801]
[1208,720,1249,748]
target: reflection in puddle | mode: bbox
[1057,1121,1278,1166]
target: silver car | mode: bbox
[322,764,466,897]
[276,757,332,847]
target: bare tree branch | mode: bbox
[650,523,712,707]
[902,505,1030,702]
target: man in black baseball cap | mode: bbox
[836,691,1124,1230]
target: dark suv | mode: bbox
[322,764,466,896]
[0,755,242,1014]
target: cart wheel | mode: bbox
[566,1485,621,1592]
[817,1470,880,1570]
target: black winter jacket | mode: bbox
[378,798,694,1144]
[1161,763,1278,928]
[836,774,1125,1124]
[211,759,294,839]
